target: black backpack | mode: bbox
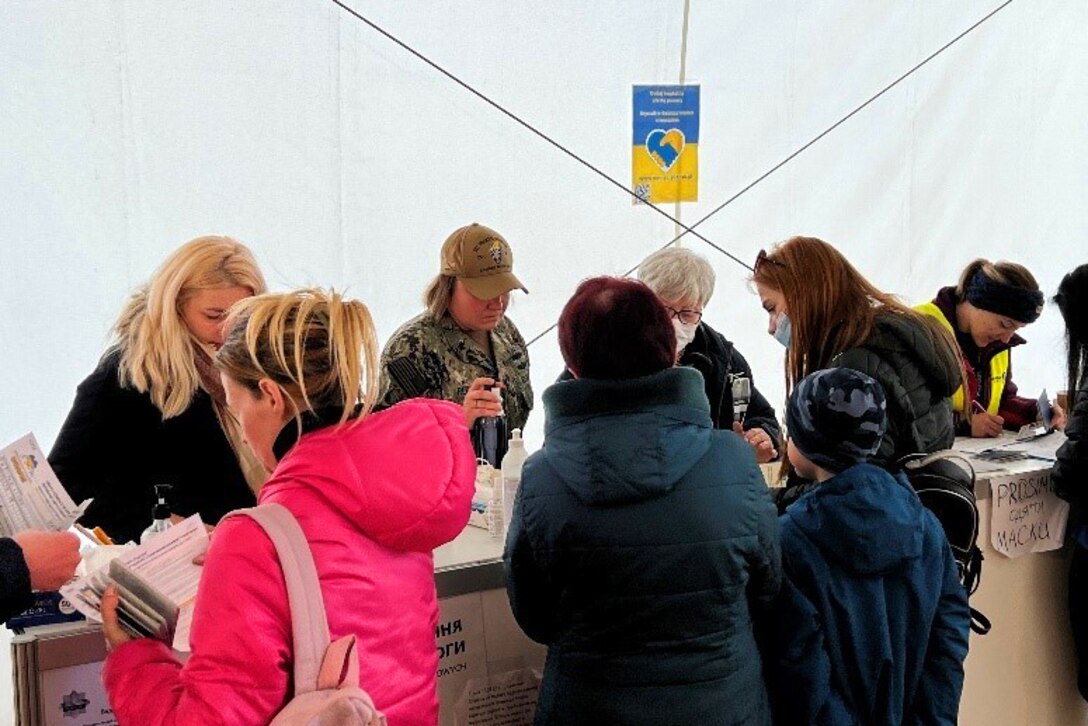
[899,451,991,635]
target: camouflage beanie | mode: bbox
[787,367,888,474]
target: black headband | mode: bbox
[965,269,1044,324]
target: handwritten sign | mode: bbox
[990,470,1069,558]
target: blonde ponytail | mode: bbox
[216,288,379,429]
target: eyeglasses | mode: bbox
[664,306,703,326]
[754,248,787,273]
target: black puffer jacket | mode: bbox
[0,539,31,623]
[775,313,958,512]
[680,322,782,449]
[833,313,959,465]
[1054,385,1088,507]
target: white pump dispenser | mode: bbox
[501,429,528,529]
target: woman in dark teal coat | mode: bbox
[503,276,781,726]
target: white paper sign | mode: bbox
[437,592,489,724]
[436,590,545,726]
[989,469,1069,558]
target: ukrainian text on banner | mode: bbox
[632,84,699,204]
[989,469,1069,558]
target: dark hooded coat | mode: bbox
[504,367,780,725]
[764,464,970,725]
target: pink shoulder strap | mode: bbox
[226,503,336,695]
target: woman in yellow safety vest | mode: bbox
[917,258,1051,438]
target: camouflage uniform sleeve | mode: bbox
[377,320,449,410]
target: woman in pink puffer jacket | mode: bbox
[101,289,475,726]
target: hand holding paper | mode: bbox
[1051,398,1068,431]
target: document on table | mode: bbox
[954,431,1066,468]
[999,431,1066,461]
[0,433,88,536]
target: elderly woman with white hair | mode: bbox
[639,246,781,463]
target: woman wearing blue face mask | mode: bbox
[751,237,961,506]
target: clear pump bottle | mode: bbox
[501,429,527,529]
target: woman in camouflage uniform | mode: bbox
[378,223,533,431]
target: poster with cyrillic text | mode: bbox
[990,470,1068,558]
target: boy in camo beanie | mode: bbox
[786,367,888,476]
[767,367,970,722]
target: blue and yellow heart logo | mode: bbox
[645,128,685,172]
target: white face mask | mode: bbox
[673,319,698,354]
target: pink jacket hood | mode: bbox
[262,398,475,552]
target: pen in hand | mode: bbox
[970,399,1004,438]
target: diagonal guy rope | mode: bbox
[328,0,1015,347]
[328,0,749,272]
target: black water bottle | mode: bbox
[472,385,508,467]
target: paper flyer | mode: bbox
[0,433,88,536]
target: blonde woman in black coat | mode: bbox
[50,236,267,543]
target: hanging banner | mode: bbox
[632,84,699,204]
[989,469,1069,558]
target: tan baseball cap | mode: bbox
[440,223,528,299]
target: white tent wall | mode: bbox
[0,1,1085,722]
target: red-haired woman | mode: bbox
[505,276,780,725]
[751,237,962,508]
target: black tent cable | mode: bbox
[328,0,1015,346]
[328,0,748,272]
[656,0,1015,251]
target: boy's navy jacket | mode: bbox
[764,463,970,725]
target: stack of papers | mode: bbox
[61,515,208,652]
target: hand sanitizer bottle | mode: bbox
[140,484,173,544]
[501,429,527,529]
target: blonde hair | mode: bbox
[638,246,717,307]
[215,288,379,431]
[115,236,266,418]
[423,274,457,319]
